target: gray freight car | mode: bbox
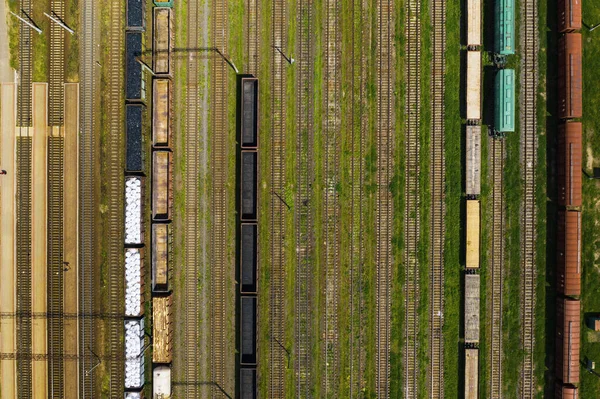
[240,223,258,294]
[238,76,259,148]
[466,125,481,196]
[464,274,480,343]
[240,368,257,399]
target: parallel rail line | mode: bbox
[295,0,314,395]
[429,0,446,396]
[180,0,201,395]
[269,0,287,393]
[16,134,32,399]
[489,138,505,398]
[47,135,65,398]
[48,0,65,125]
[211,0,228,395]
[245,0,259,74]
[107,0,125,395]
[79,0,95,395]
[323,0,341,395]
[17,0,32,127]
[404,0,421,395]
[519,0,538,395]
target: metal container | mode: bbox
[558,33,582,119]
[556,298,580,384]
[557,210,581,296]
[558,122,582,207]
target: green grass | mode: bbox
[580,2,600,397]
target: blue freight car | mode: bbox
[495,69,515,133]
[495,0,515,56]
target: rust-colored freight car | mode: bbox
[555,382,578,399]
[557,210,581,296]
[152,150,173,221]
[558,122,582,207]
[152,223,169,292]
[153,8,173,76]
[152,78,172,148]
[558,0,582,33]
[558,33,582,119]
[556,298,580,384]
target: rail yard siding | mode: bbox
[466,126,481,196]
[464,275,480,343]
[152,294,173,364]
[467,0,481,47]
[558,33,582,119]
[494,69,515,132]
[240,151,258,221]
[240,368,257,399]
[126,32,144,101]
[152,223,169,292]
[555,298,581,384]
[153,8,173,76]
[466,51,481,120]
[152,79,172,148]
[557,122,582,207]
[240,223,258,294]
[466,200,480,268]
[127,0,146,30]
[557,0,582,33]
[152,150,173,221]
[465,349,479,399]
[557,210,581,296]
[239,77,258,148]
[240,297,257,365]
[495,0,515,55]
[126,104,144,172]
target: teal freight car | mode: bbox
[495,69,515,133]
[154,0,173,7]
[495,0,515,55]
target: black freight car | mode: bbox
[126,0,146,31]
[241,151,258,221]
[126,104,144,172]
[237,76,258,149]
[126,32,145,101]
[240,223,258,294]
[240,296,257,365]
[240,368,257,399]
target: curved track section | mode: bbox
[429,0,446,396]
[519,0,538,395]
[489,138,505,398]
[269,0,287,395]
[404,0,421,395]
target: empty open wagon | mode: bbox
[557,210,581,296]
[558,122,582,207]
[152,223,170,293]
[556,298,580,384]
[240,296,257,365]
[558,33,582,119]
[464,348,479,399]
[240,223,258,294]
[153,8,173,76]
[466,51,481,120]
[152,150,173,221]
[152,294,173,364]
[466,0,481,47]
[466,125,481,196]
[152,79,172,148]
[240,151,258,221]
[238,76,259,148]
[466,200,480,268]
[240,368,257,399]
[464,274,480,344]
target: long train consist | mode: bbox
[237,75,259,399]
[555,0,582,395]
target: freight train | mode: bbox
[555,0,582,396]
[237,75,259,399]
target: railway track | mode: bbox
[79,0,95,395]
[429,0,446,396]
[404,0,421,395]
[323,0,340,395]
[295,0,314,395]
[48,0,65,126]
[180,0,201,396]
[489,137,505,398]
[47,135,64,398]
[348,0,367,393]
[519,0,538,395]
[107,0,125,396]
[269,0,287,394]
[16,134,32,399]
[245,0,259,74]
[17,0,32,128]
[211,0,228,395]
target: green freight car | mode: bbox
[495,0,515,55]
[154,0,173,6]
[495,69,515,133]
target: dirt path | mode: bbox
[31,82,48,398]
[0,0,13,82]
[63,83,79,398]
[0,83,16,399]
